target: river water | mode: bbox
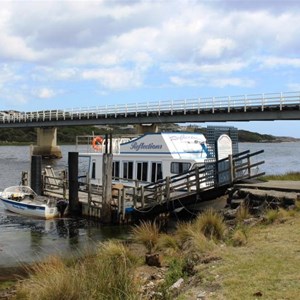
[0,142,300,268]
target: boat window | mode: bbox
[170,162,191,174]
[92,161,96,179]
[151,162,163,182]
[112,161,120,178]
[78,156,90,183]
[123,161,133,179]
[137,162,148,181]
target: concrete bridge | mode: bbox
[1,91,299,157]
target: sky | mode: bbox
[1,0,300,137]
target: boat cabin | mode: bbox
[78,132,217,186]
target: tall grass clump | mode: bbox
[236,203,251,222]
[230,225,249,247]
[84,240,138,299]
[175,221,197,245]
[131,220,160,254]
[157,233,180,255]
[175,220,215,258]
[263,208,290,224]
[195,208,227,241]
[15,256,84,300]
[16,241,139,300]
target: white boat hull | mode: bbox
[0,186,59,219]
[0,197,59,219]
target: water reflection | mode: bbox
[0,209,131,268]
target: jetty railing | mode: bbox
[39,149,265,221]
[135,150,265,209]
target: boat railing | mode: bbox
[75,135,136,154]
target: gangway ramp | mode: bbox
[132,150,265,217]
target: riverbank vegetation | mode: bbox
[261,171,300,181]
[3,199,299,300]
[0,124,298,145]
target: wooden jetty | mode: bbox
[26,149,266,223]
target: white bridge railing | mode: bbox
[1,91,300,123]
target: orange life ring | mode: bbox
[92,136,103,151]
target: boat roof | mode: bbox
[120,132,207,159]
[79,132,208,160]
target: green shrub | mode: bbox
[264,209,279,224]
[236,204,251,222]
[16,256,84,300]
[195,208,227,241]
[231,228,248,247]
[131,220,160,254]
[16,241,139,300]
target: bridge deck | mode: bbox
[1,91,300,128]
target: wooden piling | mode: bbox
[68,152,81,216]
[31,155,42,195]
[101,134,113,223]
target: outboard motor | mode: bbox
[57,199,68,217]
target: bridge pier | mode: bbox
[31,127,62,159]
[135,124,158,134]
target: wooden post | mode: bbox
[247,155,251,178]
[165,176,170,203]
[228,155,234,184]
[118,189,122,223]
[101,134,113,223]
[122,188,126,221]
[68,152,81,216]
[31,155,42,195]
[141,186,145,208]
[195,167,200,193]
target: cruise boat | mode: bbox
[78,132,233,187]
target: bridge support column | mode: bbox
[31,127,62,159]
[135,124,158,134]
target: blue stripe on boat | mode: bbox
[1,198,45,211]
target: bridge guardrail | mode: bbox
[1,91,299,124]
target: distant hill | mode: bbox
[0,125,298,145]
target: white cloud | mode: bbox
[286,83,300,91]
[259,56,300,69]
[0,0,299,109]
[209,78,255,88]
[163,61,247,75]
[170,75,255,89]
[32,87,57,99]
[82,67,143,89]
[0,64,20,87]
[199,38,236,59]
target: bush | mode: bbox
[16,256,84,300]
[16,241,139,300]
[264,208,289,224]
[195,208,227,241]
[231,228,248,247]
[236,204,251,222]
[131,220,160,254]
[84,240,138,299]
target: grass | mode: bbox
[261,171,300,181]
[11,207,300,300]
[131,220,160,254]
[15,240,139,300]
[194,208,227,241]
[201,212,300,300]
[236,204,251,222]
